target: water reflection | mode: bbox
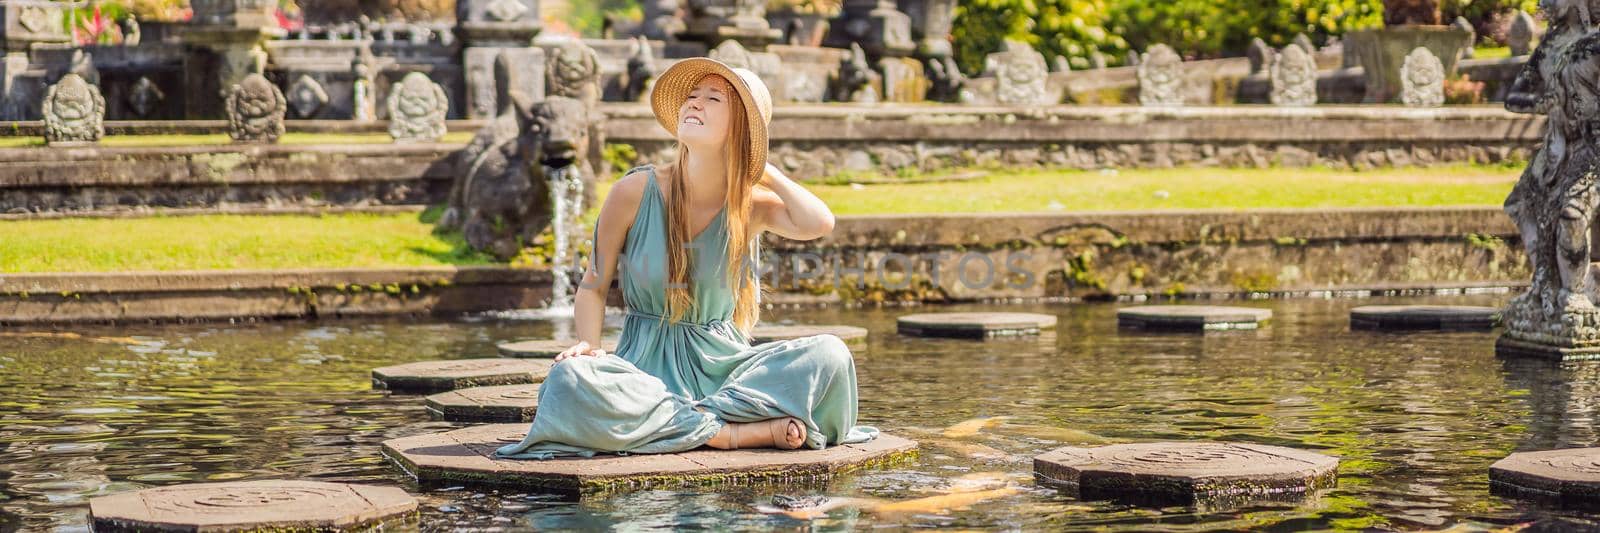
[8,295,1600,529]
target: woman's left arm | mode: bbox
[752,163,836,241]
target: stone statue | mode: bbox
[225,73,286,143]
[122,15,141,46]
[1509,9,1538,57]
[1453,16,1476,58]
[1400,47,1444,107]
[387,72,449,143]
[1270,43,1318,106]
[831,43,880,103]
[127,76,164,118]
[1137,44,1183,107]
[640,0,685,41]
[985,39,1049,105]
[927,55,967,102]
[1292,33,1315,55]
[42,73,104,145]
[1500,30,1600,357]
[546,39,602,107]
[623,36,657,102]
[442,93,597,259]
[1507,0,1598,114]
[352,56,377,121]
[1247,37,1273,75]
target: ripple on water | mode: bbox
[2,295,1596,530]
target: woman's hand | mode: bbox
[554,341,607,363]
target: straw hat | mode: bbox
[650,57,773,186]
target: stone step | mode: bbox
[1350,305,1499,331]
[89,480,417,532]
[371,358,554,393]
[897,312,1057,339]
[382,424,917,496]
[1034,442,1337,505]
[425,384,542,422]
[1490,447,1600,503]
[1117,305,1273,331]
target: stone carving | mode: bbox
[442,92,598,259]
[287,75,330,118]
[41,74,104,145]
[225,74,286,143]
[486,0,529,21]
[1498,13,1600,358]
[546,39,601,106]
[127,76,164,118]
[1509,10,1537,57]
[1247,37,1272,75]
[1400,47,1444,107]
[622,36,657,102]
[1453,16,1476,58]
[926,55,967,103]
[1292,33,1315,55]
[387,72,448,143]
[122,16,141,46]
[984,39,1048,105]
[831,43,880,103]
[1270,43,1317,106]
[1137,44,1183,107]
[640,0,685,41]
[351,56,377,121]
[709,38,755,69]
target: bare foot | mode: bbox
[707,418,807,450]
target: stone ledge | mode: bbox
[381,424,918,496]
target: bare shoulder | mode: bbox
[597,166,654,229]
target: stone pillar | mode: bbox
[682,0,781,50]
[824,0,914,59]
[182,0,284,118]
[457,0,540,119]
[896,0,954,61]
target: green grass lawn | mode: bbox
[805,164,1517,214]
[0,164,1519,273]
[0,213,492,273]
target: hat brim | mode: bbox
[650,57,768,187]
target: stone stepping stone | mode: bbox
[382,423,918,496]
[751,324,869,346]
[425,384,541,422]
[1350,305,1499,331]
[371,358,553,393]
[89,480,417,532]
[1117,305,1272,331]
[897,312,1057,339]
[498,339,617,358]
[1033,442,1338,504]
[1490,448,1600,502]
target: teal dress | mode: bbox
[496,165,879,459]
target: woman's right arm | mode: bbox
[569,170,649,354]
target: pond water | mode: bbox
[4,294,1600,531]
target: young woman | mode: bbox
[495,58,879,459]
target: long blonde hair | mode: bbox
[660,78,766,335]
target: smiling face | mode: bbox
[676,75,737,150]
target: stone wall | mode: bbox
[0,143,458,215]
[756,207,1524,304]
[604,105,1544,177]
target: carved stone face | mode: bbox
[526,96,590,168]
[396,77,440,117]
[51,78,93,121]
[236,77,280,118]
[1408,60,1442,87]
